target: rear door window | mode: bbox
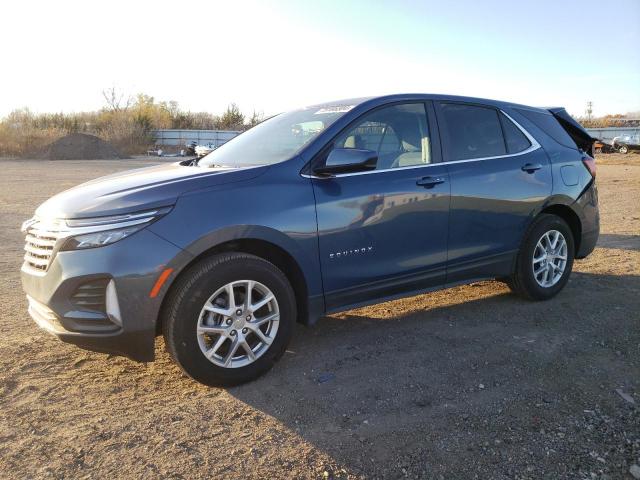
[438,103,506,161]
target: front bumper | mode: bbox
[21,229,191,362]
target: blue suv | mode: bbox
[21,94,599,385]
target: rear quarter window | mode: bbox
[499,112,531,154]
[515,109,577,149]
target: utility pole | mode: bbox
[586,101,593,121]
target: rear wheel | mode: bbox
[162,253,295,386]
[618,144,629,154]
[507,214,575,300]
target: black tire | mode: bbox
[618,144,629,154]
[507,214,575,301]
[162,253,296,386]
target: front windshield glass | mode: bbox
[198,105,354,167]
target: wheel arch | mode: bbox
[539,203,582,254]
[156,233,314,335]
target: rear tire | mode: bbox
[618,145,629,154]
[507,214,575,301]
[162,253,296,386]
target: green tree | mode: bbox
[217,103,245,130]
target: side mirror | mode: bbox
[314,148,378,176]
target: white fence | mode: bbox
[153,129,241,147]
[586,127,640,144]
[154,127,639,148]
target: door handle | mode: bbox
[416,176,446,188]
[521,163,542,173]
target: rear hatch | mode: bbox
[547,107,596,155]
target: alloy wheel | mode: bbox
[196,280,280,368]
[532,229,568,288]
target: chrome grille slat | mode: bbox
[22,218,64,273]
[24,244,54,256]
[25,235,57,247]
[23,254,50,266]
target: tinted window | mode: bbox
[332,103,431,170]
[515,109,577,149]
[499,112,531,153]
[439,103,506,161]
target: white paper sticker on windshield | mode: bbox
[314,105,355,114]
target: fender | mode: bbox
[151,223,326,326]
[148,160,323,298]
[181,224,321,297]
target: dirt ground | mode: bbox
[0,155,638,479]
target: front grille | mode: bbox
[23,219,65,273]
[70,279,109,313]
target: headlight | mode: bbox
[59,207,171,251]
[61,225,146,250]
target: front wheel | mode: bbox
[162,253,296,386]
[618,144,629,154]
[507,214,575,300]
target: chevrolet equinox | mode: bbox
[21,94,600,386]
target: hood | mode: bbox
[35,162,268,219]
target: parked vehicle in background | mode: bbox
[185,141,198,156]
[612,133,640,154]
[20,94,599,386]
[195,142,217,158]
[593,140,616,154]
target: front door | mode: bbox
[311,102,450,311]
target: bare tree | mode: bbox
[247,109,264,127]
[102,86,131,112]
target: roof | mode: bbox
[306,93,548,113]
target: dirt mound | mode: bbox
[40,133,125,160]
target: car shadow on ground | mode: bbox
[226,272,640,476]
[597,233,640,251]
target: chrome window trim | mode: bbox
[302,109,540,179]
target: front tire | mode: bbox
[162,253,296,386]
[618,144,629,154]
[507,214,575,301]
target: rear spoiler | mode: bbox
[547,107,596,155]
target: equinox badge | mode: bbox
[329,246,373,259]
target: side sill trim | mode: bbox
[325,277,496,315]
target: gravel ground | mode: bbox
[0,155,638,479]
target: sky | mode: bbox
[1,0,639,118]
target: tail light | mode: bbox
[582,154,596,178]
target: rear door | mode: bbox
[311,102,450,310]
[434,102,552,282]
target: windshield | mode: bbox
[198,105,353,167]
